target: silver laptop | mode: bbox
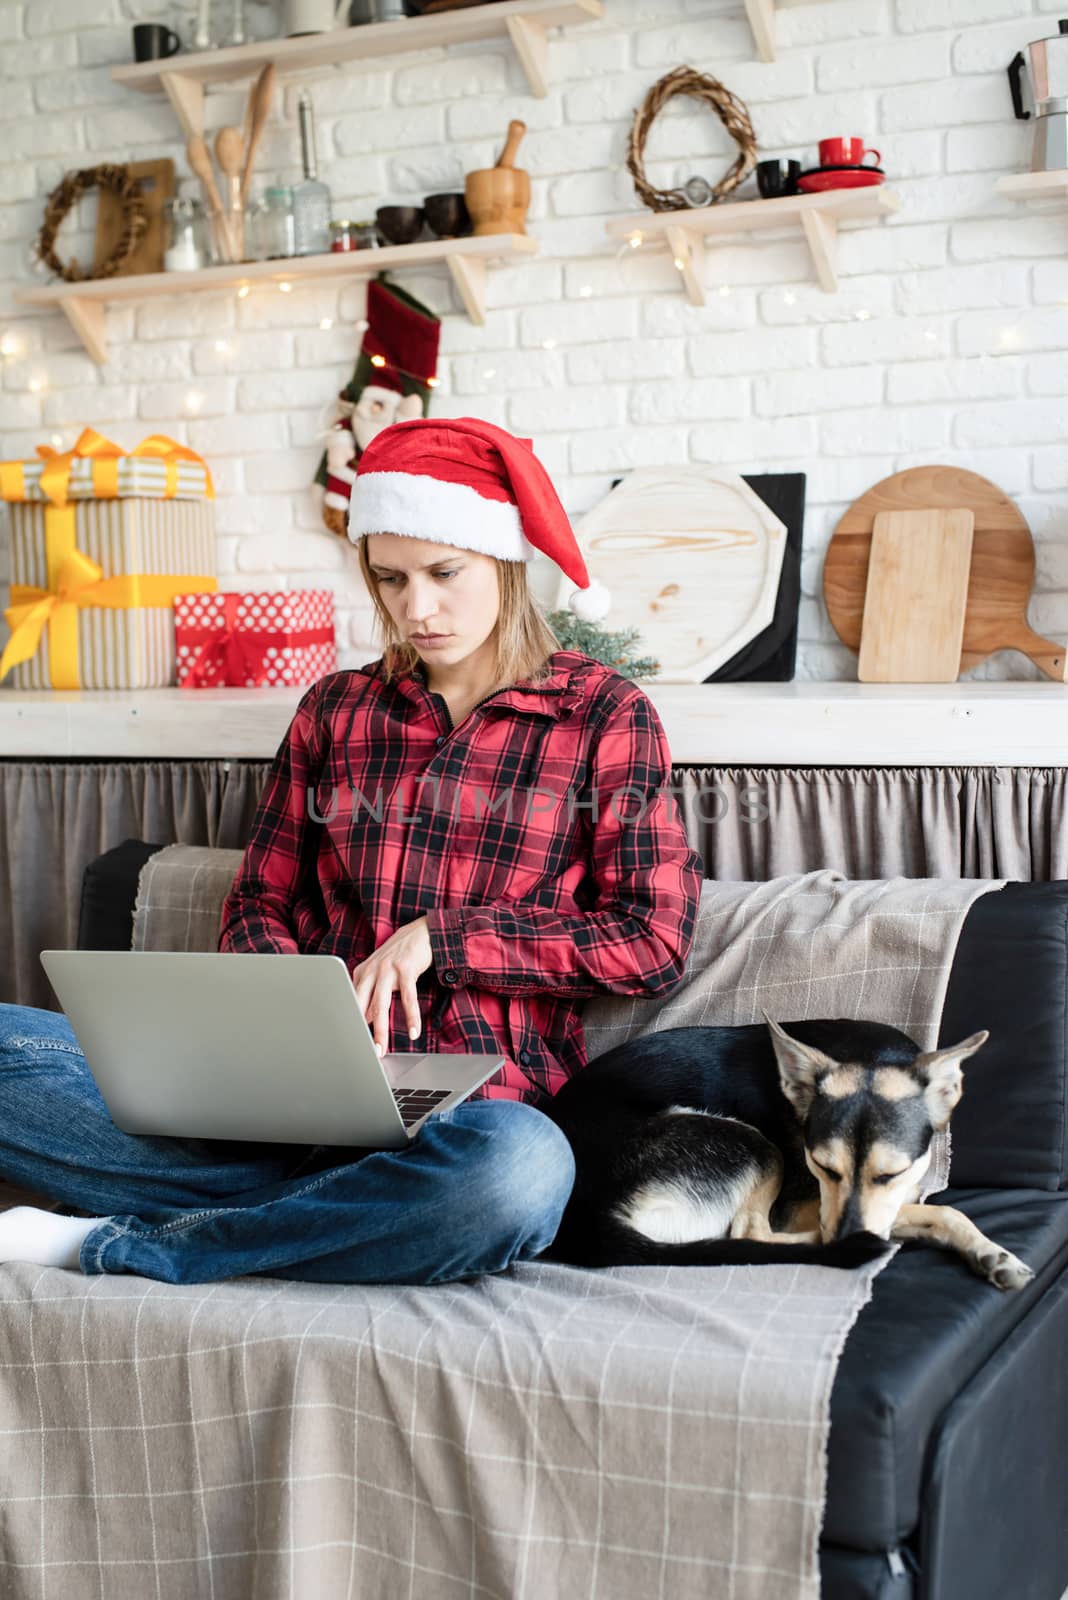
[40,950,505,1149]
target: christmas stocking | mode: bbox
[316,275,442,537]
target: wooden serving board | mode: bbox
[560,466,788,683]
[94,158,175,278]
[824,465,1067,682]
[858,508,975,683]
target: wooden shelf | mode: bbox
[111,0,603,133]
[15,234,538,361]
[997,170,1068,201]
[1,682,1065,764]
[606,187,900,302]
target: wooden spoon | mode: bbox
[215,124,246,258]
[495,119,526,169]
[186,134,235,261]
[240,63,276,206]
[215,125,245,178]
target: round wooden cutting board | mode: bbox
[560,466,788,683]
[823,465,1065,681]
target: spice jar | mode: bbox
[329,219,358,252]
[329,219,379,252]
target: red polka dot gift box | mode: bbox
[174,590,337,689]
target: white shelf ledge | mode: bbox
[111,0,603,129]
[606,187,900,302]
[1,683,1065,765]
[15,234,538,360]
[997,170,1068,201]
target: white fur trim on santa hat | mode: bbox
[568,579,611,622]
[348,470,537,561]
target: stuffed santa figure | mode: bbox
[317,275,441,538]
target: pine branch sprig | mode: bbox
[546,610,660,680]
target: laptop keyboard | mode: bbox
[392,1087,452,1127]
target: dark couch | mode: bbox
[76,843,1068,1600]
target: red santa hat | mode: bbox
[347,415,610,621]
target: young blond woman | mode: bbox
[0,418,702,1284]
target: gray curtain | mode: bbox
[1,760,272,1011]
[3,762,1066,1011]
[674,766,1068,881]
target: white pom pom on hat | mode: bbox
[348,415,610,621]
[567,577,611,622]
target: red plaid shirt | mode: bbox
[218,649,702,1105]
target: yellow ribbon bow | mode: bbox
[31,427,215,505]
[35,427,123,506]
[1,542,107,685]
[131,432,216,498]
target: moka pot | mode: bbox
[1008,19,1068,171]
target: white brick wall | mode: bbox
[0,0,1063,678]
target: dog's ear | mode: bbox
[763,1012,840,1120]
[914,1030,988,1128]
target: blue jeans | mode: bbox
[0,1004,576,1286]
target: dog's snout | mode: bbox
[832,1190,870,1243]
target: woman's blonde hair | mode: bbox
[356,537,561,688]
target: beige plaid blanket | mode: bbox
[0,858,1002,1600]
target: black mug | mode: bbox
[132,23,182,62]
[756,158,801,199]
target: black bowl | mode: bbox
[375,204,424,246]
[423,192,471,238]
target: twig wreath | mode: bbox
[36,164,148,282]
[626,65,757,213]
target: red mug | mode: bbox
[819,137,881,169]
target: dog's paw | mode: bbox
[975,1246,1034,1292]
[729,1212,771,1243]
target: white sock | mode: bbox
[0,1206,110,1270]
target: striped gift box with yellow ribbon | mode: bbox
[0,428,218,690]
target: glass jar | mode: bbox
[163,196,209,273]
[263,185,297,259]
[242,190,269,262]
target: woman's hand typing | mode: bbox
[351,916,434,1056]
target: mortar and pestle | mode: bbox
[464,119,529,236]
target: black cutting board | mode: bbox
[705,472,805,682]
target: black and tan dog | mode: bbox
[543,1016,1034,1291]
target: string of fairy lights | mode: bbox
[0,275,454,421]
[0,247,981,435]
